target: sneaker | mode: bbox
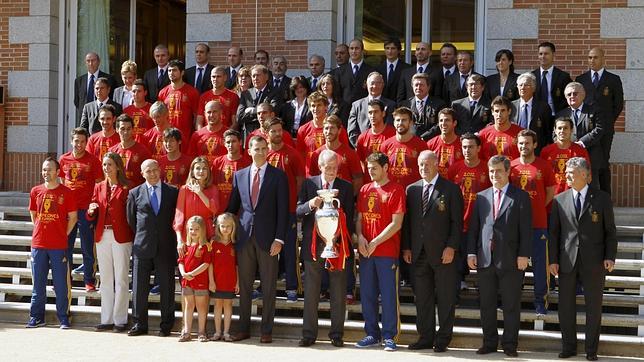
[26,317,46,328]
[85,283,97,292]
[355,335,380,348]
[251,289,263,300]
[149,285,161,295]
[383,339,397,352]
[286,290,297,303]
[72,264,84,274]
[460,281,469,290]
[535,304,548,316]
[60,319,71,329]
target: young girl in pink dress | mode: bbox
[209,213,239,342]
[178,215,212,342]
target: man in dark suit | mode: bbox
[225,46,244,89]
[328,44,349,78]
[307,54,326,92]
[270,55,291,101]
[548,157,617,361]
[126,159,178,337]
[142,44,170,102]
[402,150,463,352]
[297,149,354,348]
[226,136,289,343]
[451,74,491,135]
[556,82,605,190]
[444,51,482,104]
[184,43,214,94]
[396,41,441,104]
[74,52,117,127]
[532,42,573,115]
[236,64,285,138]
[375,38,410,101]
[335,39,375,105]
[347,72,396,147]
[401,72,446,141]
[80,78,123,133]
[467,155,532,357]
[576,47,624,194]
[511,72,553,155]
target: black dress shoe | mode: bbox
[94,324,114,332]
[559,351,577,358]
[433,345,448,353]
[158,329,171,337]
[586,354,598,361]
[408,340,433,350]
[298,338,315,347]
[504,348,518,357]
[232,332,250,341]
[476,346,497,355]
[331,338,344,347]
[127,327,148,336]
[113,324,127,333]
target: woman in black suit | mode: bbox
[485,49,519,101]
[280,76,312,137]
[317,74,350,128]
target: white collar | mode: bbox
[386,59,399,68]
[422,174,439,188]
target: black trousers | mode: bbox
[132,255,176,331]
[302,259,347,340]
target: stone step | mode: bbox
[0,302,642,357]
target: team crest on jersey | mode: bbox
[182,95,189,102]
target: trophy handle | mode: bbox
[332,198,341,209]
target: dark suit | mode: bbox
[532,67,573,114]
[396,64,443,104]
[226,163,289,335]
[270,75,292,101]
[335,61,375,105]
[510,98,553,155]
[237,85,285,137]
[327,100,351,129]
[225,66,242,89]
[375,60,411,102]
[577,70,624,192]
[280,100,312,138]
[347,96,396,147]
[403,96,446,141]
[402,176,463,348]
[297,176,354,341]
[79,100,123,133]
[74,72,117,126]
[549,186,617,356]
[184,64,214,94]
[468,184,532,351]
[555,105,605,189]
[444,71,483,104]
[126,182,178,333]
[143,66,170,102]
[485,72,519,101]
[451,96,491,135]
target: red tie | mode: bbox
[323,182,329,189]
[251,169,260,208]
[494,189,502,220]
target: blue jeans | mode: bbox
[30,248,70,322]
[67,209,96,285]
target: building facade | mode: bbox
[0,0,642,206]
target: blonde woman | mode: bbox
[114,60,137,106]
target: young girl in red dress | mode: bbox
[209,212,239,342]
[178,215,212,342]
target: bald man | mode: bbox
[396,42,443,103]
[74,52,117,126]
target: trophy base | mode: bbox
[320,246,338,259]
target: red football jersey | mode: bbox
[142,127,167,160]
[187,126,226,163]
[356,125,396,182]
[178,243,212,290]
[448,160,491,231]
[211,154,252,208]
[197,89,240,128]
[308,143,362,183]
[109,142,153,187]
[479,123,523,160]
[123,103,153,142]
[267,144,305,212]
[426,135,463,179]
[379,136,428,189]
[58,152,103,209]
[245,128,295,149]
[540,143,591,195]
[158,84,200,150]
[357,181,406,258]
[87,132,121,161]
[510,157,557,229]
[29,184,76,250]
[296,121,350,173]
[212,241,237,293]
[158,154,193,188]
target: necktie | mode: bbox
[353,64,359,76]
[573,109,580,125]
[231,68,237,82]
[195,67,203,89]
[274,78,281,89]
[461,74,468,93]
[87,74,95,103]
[98,102,104,109]
[158,69,165,88]
[150,185,160,215]
[388,63,394,83]
[520,104,529,128]
[575,192,582,219]
[592,72,599,88]
[494,189,502,220]
[311,78,318,90]
[418,66,424,74]
[540,70,549,101]
[255,90,263,105]
[323,181,329,190]
[469,100,477,115]
[422,183,431,214]
[251,168,260,208]
[416,99,424,114]
[445,69,451,78]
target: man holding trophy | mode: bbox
[297,149,355,347]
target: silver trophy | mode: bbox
[315,188,341,258]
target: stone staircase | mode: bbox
[0,192,643,357]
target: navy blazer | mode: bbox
[576,70,624,131]
[510,98,553,155]
[226,164,289,252]
[126,182,178,260]
[532,67,573,114]
[375,59,411,101]
[296,176,355,262]
[184,64,215,94]
[485,72,519,101]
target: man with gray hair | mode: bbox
[237,64,285,138]
[296,149,355,348]
[347,71,396,147]
[402,150,463,352]
[510,72,553,155]
[548,156,616,361]
[308,54,326,91]
[143,101,172,160]
[271,55,291,100]
[555,82,605,190]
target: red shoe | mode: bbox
[346,294,355,305]
[85,283,97,292]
